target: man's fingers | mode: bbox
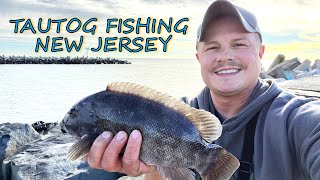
[122,130,157,176]
[87,130,156,176]
[122,130,143,176]
[88,131,113,169]
[101,131,128,172]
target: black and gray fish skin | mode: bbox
[60,82,240,180]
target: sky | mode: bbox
[1,0,320,61]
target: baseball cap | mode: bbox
[197,0,262,45]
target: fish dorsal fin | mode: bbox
[107,82,222,142]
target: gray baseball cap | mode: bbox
[197,0,262,45]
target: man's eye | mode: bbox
[208,46,219,50]
[234,43,247,47]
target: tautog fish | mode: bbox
[61,82,240,180]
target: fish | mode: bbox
[60,82,240,180]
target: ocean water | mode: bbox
[0,59,272,124]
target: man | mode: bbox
[87,0,320,179]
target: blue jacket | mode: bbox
[182,79,320,180]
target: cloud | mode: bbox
[236,0,320,35]
[298,33,320,42]
[142,0,212,6]
[294,0,309,6]
[0,0,120,18]
[265,40,320,61]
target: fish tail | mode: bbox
[199,147,240,180]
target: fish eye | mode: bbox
[69,108,77,118]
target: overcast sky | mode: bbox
[1,0,319,61]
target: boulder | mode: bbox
[31,121,58,135]
[311,59,320,70]
[293,59,311,72]
[291,70,305,78]
[2,125,126,180]
[266,58,301,78]
[259,72,274,79]
[274,78,287,82]
[295,69,320,79]
[0,123,41,179]
[4,134,79,180]
[267,54,285,71]
[282,70,295,80]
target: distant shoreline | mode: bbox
[0,55,131,64]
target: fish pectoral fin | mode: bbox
[68,134,96,161]
[157,166,195,180]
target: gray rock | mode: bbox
[268,54,285,71]
[31,121,59,135]
[12,135,79,180]
[311,59,320,70]
[282,70,295,80]
[293,59,311,72]
[259,72,274,79]
[275,78,287,82]
[0,123,41,179]
[3,129,125,180]
[296,69,320,79]
[291,70,304,79]
[37,123,65,140]
[267,58,301,78]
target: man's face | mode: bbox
[196,16,265,96]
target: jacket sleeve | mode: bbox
[288,100,320,179]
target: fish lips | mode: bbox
[60,118,68,134]
[60,111,81,136]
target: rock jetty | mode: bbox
[260,54,320,81]
[0,122,128,180]
[0,55,131,64]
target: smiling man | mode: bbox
[86,0,320,180]
[196,14,264,120]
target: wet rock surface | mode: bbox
[0,123,41,179]
[0,123,129,180]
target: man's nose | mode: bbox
[216,47,234,63]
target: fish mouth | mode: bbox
[60,116,69,133]
[60,111,77,134]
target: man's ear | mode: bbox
[196,43,202,63]
[259,45,265,59]
[196,53,200,62]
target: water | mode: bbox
[0,59,205,123]
[0,59,271,124]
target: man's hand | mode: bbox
[87,129,157,177]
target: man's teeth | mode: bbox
[216,69,239,74]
